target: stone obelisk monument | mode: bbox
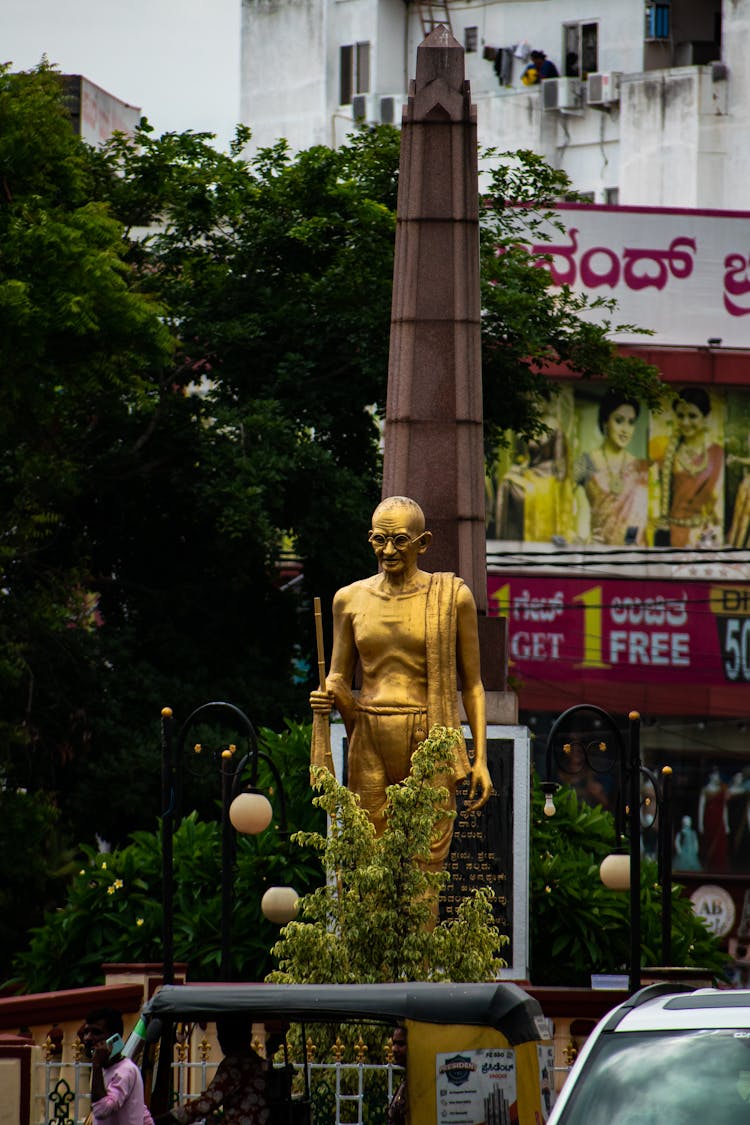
[382,26,514,715]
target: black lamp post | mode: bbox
[160,701,298,985]
[641,762,673,968]
[543,705,673,993]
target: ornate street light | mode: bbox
[543,705,673,992]
[160,702,298,985]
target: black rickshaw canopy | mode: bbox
[142,981,545,1046]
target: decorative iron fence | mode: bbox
[36,1055,401,1125]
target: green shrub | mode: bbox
[10,722,323,991]
[529,775,728,985]
[268,725,507,984]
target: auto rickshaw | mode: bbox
[127,980,554,1124]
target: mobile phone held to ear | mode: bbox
[106,1033,125,1057]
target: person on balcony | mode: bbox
[522,50,559,83]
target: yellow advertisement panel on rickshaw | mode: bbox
[408,1019,554,1125]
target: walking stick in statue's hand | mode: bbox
[314,596,327,700]
[310,596,336,778]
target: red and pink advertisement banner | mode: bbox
[488,575,750,687]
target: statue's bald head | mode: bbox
[371,496,426,533]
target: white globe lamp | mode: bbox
[600,852,630,891]
[261,886,299,924]
[229,790,273,835]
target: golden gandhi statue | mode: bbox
[310,495,491,869]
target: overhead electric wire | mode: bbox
[487,545,750,559]
[487,544,750,566]
[488,555,750,570]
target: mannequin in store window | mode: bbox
[674,814,701,872]
[728,771,750,872]
[698,768,729,872]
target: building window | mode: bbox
[563,21,598,79]
[604,187,620,206]
[645,2,671,40]
[340,41,370,105]
[465,26,478,54]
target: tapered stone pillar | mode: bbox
[382,26,511,699]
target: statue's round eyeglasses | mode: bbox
[368,532,423,550]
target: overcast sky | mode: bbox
[3,0,242,148]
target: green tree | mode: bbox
[0,67,320,858]
[98,123,400,607]
[529,777,728,986]
[0,61,176,836]
[268,726,507,984]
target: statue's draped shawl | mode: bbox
[425,571,472,779]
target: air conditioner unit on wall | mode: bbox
[379,94,406,125]
[587,72,622,106]
[351,93,376,123]
[542,77,582,112]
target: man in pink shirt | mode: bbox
[82,1007,154,1125]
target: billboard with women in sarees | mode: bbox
[487,384,750,550]
[487,203,750,549]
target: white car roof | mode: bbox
[612,989,750,1032]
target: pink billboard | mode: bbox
[488,575,750,687]
[534,204,750,349]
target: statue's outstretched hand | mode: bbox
[309,688,334,715]
[465,762,492,812]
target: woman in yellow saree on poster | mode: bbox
[492,395,574,543]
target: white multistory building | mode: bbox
[240,0,750,209]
